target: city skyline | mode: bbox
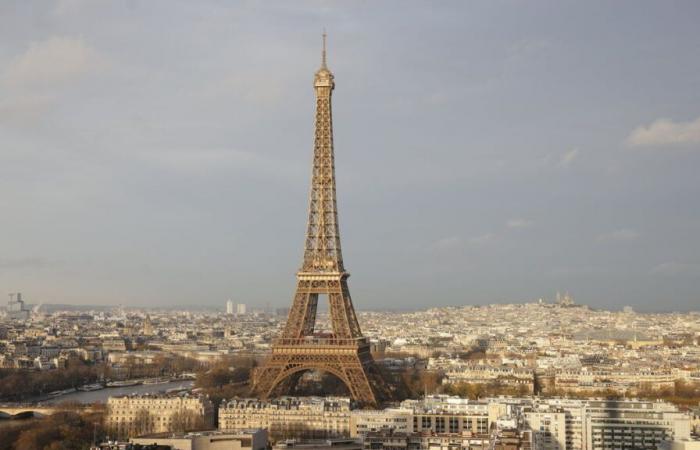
[1,1,700,310]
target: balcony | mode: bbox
[273,336,369,347]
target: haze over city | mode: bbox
[1,1,699,310]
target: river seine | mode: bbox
[41,380,194,405]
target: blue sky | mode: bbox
[1,1,699,311]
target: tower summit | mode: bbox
[252,35,386,406]
[303,30,341,276]
[314,31,333,86]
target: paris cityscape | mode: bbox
[2,2,700,450]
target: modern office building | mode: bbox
[6,292,30,320]
[350,408,413,437]
[130,429,268,450]
[401,396,496,435]
[584,400,690,450]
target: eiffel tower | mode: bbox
[252,34,385,406]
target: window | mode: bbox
[449,417,459,433]
[436,417,445,433]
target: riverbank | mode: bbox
[0,379,196,406]
[45,379,194,404]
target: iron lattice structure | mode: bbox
[252,36,385,406]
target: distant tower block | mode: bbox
[252,34,386,406]
[143,315,154,336]
[226,299,234,315]
[7,292,30,320]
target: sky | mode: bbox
[1,1,699,311]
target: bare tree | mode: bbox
[132,407,154,438]
[170,409,206,433]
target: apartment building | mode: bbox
[106,394,215,439]
[219,397,351,439]
[523,409,567,450]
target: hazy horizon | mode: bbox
[1,1,699,311]
[13,300,700,314]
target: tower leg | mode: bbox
[253,351,380,406]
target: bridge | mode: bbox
[0,405,86,420]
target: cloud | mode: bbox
[138,147,304,180]
[468,233,496,245]
[597,228,641,242]
[0,36,103,126]
[429,233,495,252]
[53,0,98,16]
[558,148,579,167]
[507,218,533,229]
[2,36,101,88]
[625,116,700,148]
[430,236,464,252]
[650,261,700,276]
[508,39,553,57]
[200,72,288,106]
[547,265,603,277]
[0,257,51,270]
[0,94,55,126]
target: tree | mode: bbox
[132,408,154,438]
[0,362,103,401]
[9,411,104,450]
[171,409,206,433]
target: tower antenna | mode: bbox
[321,30,327,68]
